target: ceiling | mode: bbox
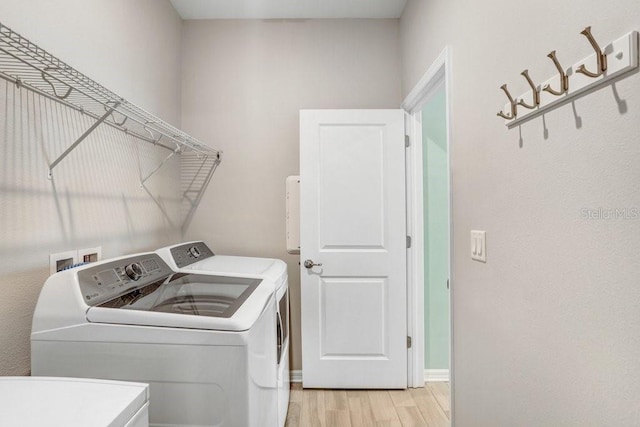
[170,0,408,20]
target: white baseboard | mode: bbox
[424,369,449,382]
[290,370,303,383]
[291,369,448,384]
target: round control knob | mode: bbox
[188,246,201,258]
[124,263,143,281]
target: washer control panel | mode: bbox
[77,254,173,306]
[124,263,144,281]
[170,242,214,268]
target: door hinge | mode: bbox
[406,236,412,248]
[405,135,410,147]
[407,336,412,348]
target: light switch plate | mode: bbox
[470,230,486,262]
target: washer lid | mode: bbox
[0,377,148,426]
[87,274,274,332]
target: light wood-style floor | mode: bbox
[285,382,450,427]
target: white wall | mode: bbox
[0,0,183,375]
[180,19,403,370]
[401,0,640,425]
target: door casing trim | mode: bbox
[401,45,454,425]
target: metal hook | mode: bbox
[41,67,73,99]
[517,70,540,110]
[542,51,569,96]
[144,121,163,144]
[497,84,517,120]
[576,26,607,78]
[104,102,128,126]
[109,113,127,126]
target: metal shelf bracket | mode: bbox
[48,102,120,179]
[140,146,181,186]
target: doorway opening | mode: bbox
[403,46,453,422]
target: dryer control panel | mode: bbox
[170,241,215,268]
[77,254,173,306]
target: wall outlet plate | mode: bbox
[470,230,486,262]
[49,250,78,275]
[78,246,102,264]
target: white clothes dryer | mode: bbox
[31,253,278,427]
[0,377,149,427]
[156,242,290,426]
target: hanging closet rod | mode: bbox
[0,22,221,159]
[0,70,174,151]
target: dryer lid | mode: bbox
[187,255,279,275]
[185,255,287,287]
[158,242,288,289]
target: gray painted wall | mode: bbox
[401,0,640,425]
[0,0,184,375]
[180,19,403,371]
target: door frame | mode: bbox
[401,46,454,416]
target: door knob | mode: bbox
[303,259,323,269]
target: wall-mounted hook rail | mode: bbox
[542,51,569,96]
[499,28,638,128]
[576,26,607,78]
[497,84,517,120]
[517,70,540,109]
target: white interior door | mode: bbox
[300,109,407,389]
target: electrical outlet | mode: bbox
[470,230,487,262]
[49,250,78,275]
[78,246,102,264]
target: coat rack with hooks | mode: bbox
[0,22,221,231]
[498,27,639,128]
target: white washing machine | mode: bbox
[156,242,290,427]
[31,253,278,427]
[0,377,149,427]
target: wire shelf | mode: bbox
[0,21,221,232]
[0,22,221,160]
